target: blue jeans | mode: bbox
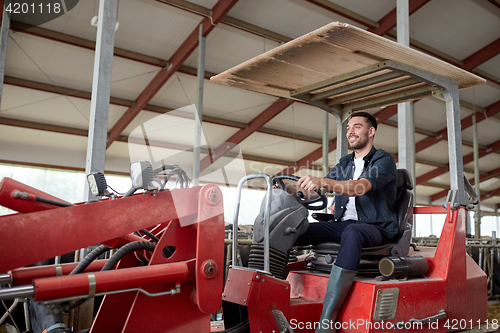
[295,220,390,271]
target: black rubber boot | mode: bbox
[316,264,356,333]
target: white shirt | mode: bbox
[342,157,365,221]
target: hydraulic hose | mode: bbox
[123,187,137,198]
[101,241,156,271]
[138,229,159,243]
[11,190,74,208]
[68,242,155,310]
[66,245,111,311]
[70,245,110,275]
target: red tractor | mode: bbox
[0,22,490,333]
[0,165,488,332]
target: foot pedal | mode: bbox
[272,310,295,333]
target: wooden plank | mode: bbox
[210,22,485,98]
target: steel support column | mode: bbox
[397,0,410,47]
[442,79,467,208]
[332,113,348,164]
[429,197,433,236]
[79,0,118,329]
[0,0,11,106]
[84,0,118,200]
[192,24,206,186]
[322,112,329,175]
[399,99,416,202]
[496,204,499,243]
[397,0,416,238]
[322,112,330,212]
[410,102,416,196]
[466,211,471,237]
[397,0,414,175]
[473,114,481,238]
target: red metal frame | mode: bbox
[9,260,108,286]
[413,206,448,214]
[282,205,487,332]
[0,177,71,213]
[33,261,191,301]
[0,174,487,332]
[224,268,291,332]
[0,182,225,333]
[221,205,487,332]
[0,182,205,273]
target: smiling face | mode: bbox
[346,116,375,150]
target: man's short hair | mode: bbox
[349,111,377,131]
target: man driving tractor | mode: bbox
[285,111,398,332]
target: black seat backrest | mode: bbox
[390,169,414,256]
[397,169,413,199]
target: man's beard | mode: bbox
[348,134,369,150]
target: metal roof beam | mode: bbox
[431,165,500,202]
[13,9,500,91]
[306,1,500,86]
[488,0,500,9]
[3,75,324,144]
[106,0,238,149]
[0,116,300,170]
[368,0,431,36]
[157,0,292,43]
[10,14,500,170]
[0,159,129,177]
[0,115,486,178]
[11,21,221,79]
[482,187,500,201]
[415,99,500,153]
[416,100,500,187]
[480,185,500,201]
[462,37,500,71]
[303,0,378,29]
[199,98,294,172]
[6,70,490,150]
[427,137,500,201]
[412,156,485,176]
[15,10,500,89]
[488,0,500,8]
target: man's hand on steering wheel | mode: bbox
[297,175,325,193]
[272,174,328,210]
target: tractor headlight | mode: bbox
[87,172,108,196]
[130,160,154,189]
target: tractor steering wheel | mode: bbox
[272,174,328,211]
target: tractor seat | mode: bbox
[308,169,414,272]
